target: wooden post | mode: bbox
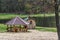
[7,25,8,32]
[26,27,27,32]
[10,25,12,32]
[13,25,16,32]
[24,25,27,32]
[19,25,21,31]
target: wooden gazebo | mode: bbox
[6,16,29,32]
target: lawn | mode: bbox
[0,13,56,19]
[0,24,7,32]
[35,26,57,32]
[0,24,57,32]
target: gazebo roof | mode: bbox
[6,16,29,25]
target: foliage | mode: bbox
[0,0,55,14]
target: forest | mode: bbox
[0,0,55,14]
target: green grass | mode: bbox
[0,24,57,32]
[35,26,57,32]
[0,13,56,19]
[0,24,7,32]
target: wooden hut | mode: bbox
[6,16,29,32]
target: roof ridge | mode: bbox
[19,17,29,25]
[6,16,29,25]
[12,17,17,24]
[16,17,28,25]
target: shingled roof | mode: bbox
[6,16,29,25]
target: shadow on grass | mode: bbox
[0,30,32,33]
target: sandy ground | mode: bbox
[0,30,58,40]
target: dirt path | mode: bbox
[0,30,58,40]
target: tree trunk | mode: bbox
[0,0,2,12]
[54,0,60,40]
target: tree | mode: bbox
[0,0,2,12]
[0,0,57,14]
[54,0,60,40]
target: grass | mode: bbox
[0,24,57,32]
[0,13,56,19]
[35,26,57,32]
[0,24,7,32]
